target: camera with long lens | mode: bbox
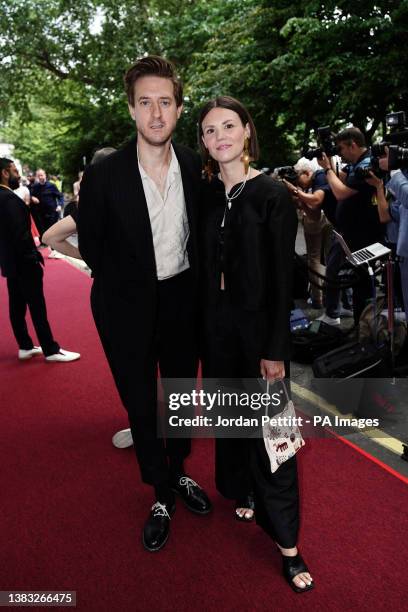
[274,166,298,185]
[371,111,408,170]
[304,126,338,160]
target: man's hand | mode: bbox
[379,146,389,172]
[365,171,383,188]
[31,196,40,205]
[317,152,332,171]
[260,359,285,382]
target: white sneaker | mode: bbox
[316,313,341,326]
[45,349,80,362]
[18,346,43,360]
[339,307,353,318]
[112,428,133,449]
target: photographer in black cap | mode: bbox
[317,127,384,324]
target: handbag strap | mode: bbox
[266,378,291,405]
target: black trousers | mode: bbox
[6,263,60,356]
[91,269,198,488]
[202,291,299,548]
[38,210,59,240]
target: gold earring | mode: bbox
[241,137,251,173]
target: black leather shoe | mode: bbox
[142,501,176,552]
[171,475,212,515]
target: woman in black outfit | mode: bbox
[199,96,313,593]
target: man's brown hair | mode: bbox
[335,127,366,148]
[124,55,183,107]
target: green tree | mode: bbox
[0,0,159,178]
[1,0,407,176]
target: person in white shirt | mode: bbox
[14,179,31,206]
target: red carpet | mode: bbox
[1,257,408,611]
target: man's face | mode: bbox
[36,170,46,184]
[297,170,313,190]
[128,76,182,147]
[337,141,359,164]
[2,163,21,190]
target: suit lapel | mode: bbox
[173,142,200,274]
[119,137,156,269]
[173,142,198,235]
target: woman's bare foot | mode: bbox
[235,494,255,522]
[235,507,254,520]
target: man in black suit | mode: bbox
[0,158,80,362]
[77,56,211,552]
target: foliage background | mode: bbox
[0,0,407,184]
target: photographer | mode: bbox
[283,159,352,318]
[366,148,408,323]
[318,127,384,324]
[283,159,332,309]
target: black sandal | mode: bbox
[235,493,255,522]
[282,552,314,593]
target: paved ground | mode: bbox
[293,224,408,478]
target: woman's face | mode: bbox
[201,107,249,167]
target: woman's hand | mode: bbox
[260,359,285,382]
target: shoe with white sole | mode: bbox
[316,313,341,326]
[112,428,133,449]
[18,346,43,360]
[45,349,80,362]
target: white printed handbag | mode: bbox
[262,379,305,473]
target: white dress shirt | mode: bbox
[138,145,190,280]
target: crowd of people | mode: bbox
[280,129,408,328]
[2,53,408,595]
